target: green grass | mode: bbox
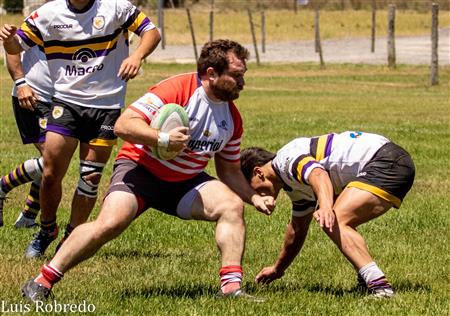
[0,63,449,315]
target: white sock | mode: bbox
[358,262,385,284]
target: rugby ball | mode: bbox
[150,103,189,160]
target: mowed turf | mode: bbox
[0,63,448,315]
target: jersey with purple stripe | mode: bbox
[15,0,155,109]
[272,131,389,217]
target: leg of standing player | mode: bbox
[24,131,78,258]
[54,142,113,252]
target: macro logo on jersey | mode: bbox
[52,106,64,119]
[66,48,104,76]
[93,16,105,30]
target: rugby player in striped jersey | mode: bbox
[240,131,415,298]
[1,0,161,258]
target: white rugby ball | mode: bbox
[150,103,189,160]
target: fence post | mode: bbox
[261,10,266,53]
[209,0,214,42]
[430,3,439,86]
[387,4,396,68]
[247,9,260,66]
[158,0,165,49]
[315,9,325,68]
[371,0,376,52]
[186,8,198,61]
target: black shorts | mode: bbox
[12,96,50,144]
[106,159,215,218]
[46,98,120,146]
[347,142,415,208]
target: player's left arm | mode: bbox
[307,168,335,231]
[118,28,160,81]
[215,156,275,215]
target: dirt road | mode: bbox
[146,27,449,65]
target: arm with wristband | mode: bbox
[6,52,37,111]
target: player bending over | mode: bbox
[240,131,415,298]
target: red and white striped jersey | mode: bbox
[117,72,243,182]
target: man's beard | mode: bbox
[210,77,242,102]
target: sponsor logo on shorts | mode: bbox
[93,16,105,30]
[52,106,64,119]
[100,125,114,131]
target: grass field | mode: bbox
[1,9,449,46]
[0,62,449,315]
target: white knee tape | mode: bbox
[76,160,105,198]
[23,157,44,180]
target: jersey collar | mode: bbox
[66,0,95,14]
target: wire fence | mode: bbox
[2,0,450,14]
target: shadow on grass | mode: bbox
[121,283,216,299]
[244,279,431,298]
[98,249,182,260]
[393,280,431,293]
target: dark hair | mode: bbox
[197,39,249,76]
[240,147,276,182]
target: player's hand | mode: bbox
[17,84,37,111]
[0,24,17,42]
[167,126,190,152]
[251,194,276,215]
[255,266,284,285]
[313,207,335,232]
[117,55,142,81]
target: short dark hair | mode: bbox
[197,39,249,76]
[240,147,276,182]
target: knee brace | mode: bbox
[77,160,105,198]
[23,157,44,180]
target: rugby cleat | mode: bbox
[21,278,52,302]
[24,226,59,259]
[367,277,395,298]
[216,289,265,302]
[14,212,38,228]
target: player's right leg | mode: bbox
[22,169,139,302]
[24,131,78,258]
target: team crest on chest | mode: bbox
[52,106,64,119]
[93,16,105,30]
[203,130,211,137]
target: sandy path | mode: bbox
[146,27,449,65]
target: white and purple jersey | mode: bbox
[15,0,155,109]
[273,131,389,217]
[11,46,53,103]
